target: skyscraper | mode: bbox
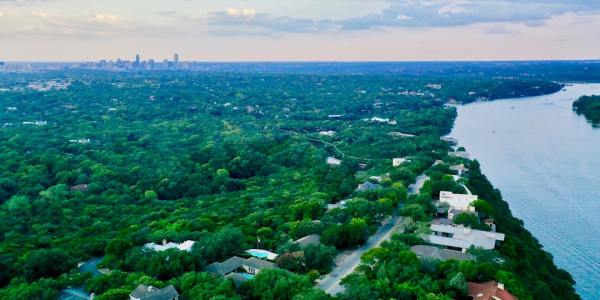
[173,54,179,69]
[135,54,141,66]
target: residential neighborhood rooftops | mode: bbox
[468,281,518,300]
[410,245,474,261]
[129,284,179,300]
[293,234,321,248]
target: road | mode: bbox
[408,174,430,195]
[316,215,403,295]
[316,173,427,295]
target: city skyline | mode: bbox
[1,0,600,61]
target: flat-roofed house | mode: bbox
[410,245,474,261]
[439,191,478,220]
[326,157,342,166]
[427,224,505,252]
[450,164,469,176]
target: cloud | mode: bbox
[202,1,600,36]
[225,8,256,18]
[208,8,335,35]
[336,0,600,30]
[0,11,130,38]
[92,13,120,25]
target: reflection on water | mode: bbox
[451,84,600,300]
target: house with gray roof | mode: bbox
[293,234,321,248]
[426,224,505,252]
[410,245,474,261]
[206,256,278,284]
[129,285,179,300]
[355,181,383,192]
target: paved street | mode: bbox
[316,215,403,295]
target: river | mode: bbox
[450,83,600,300]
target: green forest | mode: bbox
[573,95,600,126]
[0,69,578,299]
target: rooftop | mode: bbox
[205,256,277,276]
[428,224,505,250]
[129,285,179,300]
[143,240,195,252]
[468,281,518,300]
[355,181,383,192]
[410,245,474,261]
[293,234,321,248]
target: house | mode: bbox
[326,157,342,166]
[143,240,195,252]
[206,256,277,278]
[388,132,416,138]
[326,199,347,211]
[392,157,406,167]
[440,136,458,145]
[410,245,474,261]
[439,191,477,212]
[427,224,505,252]
[449,151,470,159]
[293,234,321,248]
[319,130,336,137]
[70,184,89,192]
[355,181,383,192]
[450,164,469,176]
[468,281,518,300]
[129,285,179,300]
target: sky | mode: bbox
[1,0,600,61]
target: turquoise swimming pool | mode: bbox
[246,249,269,259]
[239,273,255,280]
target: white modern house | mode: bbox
[326,157,342,166]
[439,191,478,218]
[143,240,195,252]
[426,224,505,252]
[392,157,407,167]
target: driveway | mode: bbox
[316,215,404,295]
[408,174,429,195]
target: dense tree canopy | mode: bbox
[0,67,578,299]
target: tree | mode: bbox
[105,238,133,259]
[453,213,480,228]
[194,227,245,263]
[448,272,467,295]
[21,249,76,281]
[303,244,336,273]
[245,269,314,300]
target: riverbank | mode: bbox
[451,84,600,300]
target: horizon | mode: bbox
[5,58,600,64]
[1,0,600,61]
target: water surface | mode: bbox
[451,84,600,300]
